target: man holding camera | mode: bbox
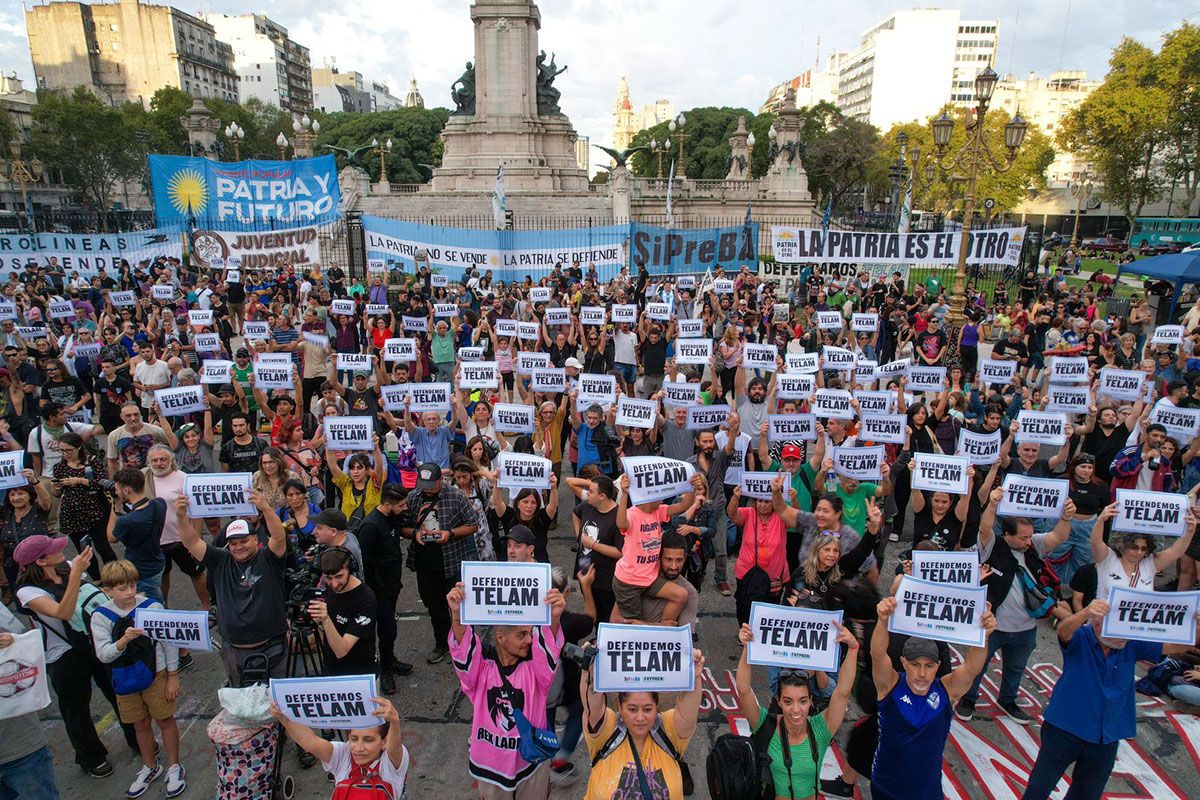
[308,548,377,677]
[353,483,414,693]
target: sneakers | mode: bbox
[716,582,732,596]
[392,660,414,676]
[165,764,187,798]
[427,646,449,664]
[549,760,578,786]
[126,762,162,798]
[888,531,900,542]
[820,776,856,798]
[86,760,114,779]
[381,671,397,695]
[177,652,194,671]
[954,698,976,721]
[999,701,1031,724]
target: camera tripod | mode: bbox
[286,619,326,678]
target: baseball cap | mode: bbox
[564,357,583,369]
[380,483,409,504]
[13,534,69,567]
[781,444,803,460]
[503,525,536,546]
[224,519,253,539]
[353,371,370,379]
[416,462,443,491]
[901,636,941,664]
[313,509,348,530]
[235,347,250,358]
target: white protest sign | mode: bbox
[621,456,696,505]
[1102,587,1200,645]
[1045,384,1091,415]
[785,352,819,374]
[776,373,815,401]
[1016,410,1067,445]
[768,414,816,443]
[405,383,452,413]
[854,390,895,416]
[616,396,658,430]
[912,551,980,587]
[816,311,843,331]
[517,351,551,376]
[383,338,416,362]
[0,301,16,320]
[494,319,519,339]
[200,359,233,385]
[110,290,136,307]
[365,304,389,318]
[545,307,572,326]
[822,346,856,372]
[686,405,730,430]
[740,471,791,501]
[133,608,213,651]
[48,299,75,320]
[851,313,879,333]
[773,303,791,323]
[16,327,46,340]
[153,385,205,417]
[646,302,672,321]
[459,361,500,390]
[979,358,1017,384]
[912,454,971,494]
[833,445,884,481]
[578,374,617,407]
[496,452,552,490]
[677,318,705,338]
[1113,489,1191,538]
[812,389,854,419]
[152,284,175,301]
[323,416,374,451]
[594,623,694,693]
[957,428,1001,465]
[184,473,254,518]
[743,343,778,372]
[662,381,701,407]
[434,303,458,319]
[854,360,878,387]
[243,320,270,340]
[366,259,385,272]
[747,602,843,672]
[888,575,987,647]
[378,383,408,412]
[0,450,28,490]
[529,287,552,303]
[908,365,946,393]
[1150,404,1200,443]
[859,413,906,445]
[1048,356,1090,384]
[253,361,293,390]
[187,310,212,326]
[1152,325,1185,346]
[517,321,540,341]
[494,403,535,434]
[194,332,220,352]
[714,278,735,295]
[676,275,696,290]
[1098,368,1145,402]
[270,675,379,730]
[531,368,566,394]
[457,346,484,362]
[675,339,713,365]
[402,316,428,333]
[226,271,240,284]
[302,331,329,349]
[459,561,552,626]
[875,358,911,382]
[330,299,355,317]
[580,306,606,326]
[337,353,372,372]
[431,273,449,287]
[72,342,101,361]
[998,474,1070,519]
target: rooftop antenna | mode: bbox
[1058,0,1072,73]
[815,35,821,69]
[1007,11,1019,75]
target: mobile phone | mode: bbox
[421,532,441,544]
[79,535,93,550]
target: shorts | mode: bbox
[613,575,668,621]
[116,670,176,724]
[1187,533,1200,561]
[161,542,206,579]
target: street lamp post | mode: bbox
[372,138,393,183]
[276,132,290,160]
[888,132,910,231]
[292,114,320,159]
[3,142,45,233]
[1069,169,1094,249]
[650,138,667,179]
[929,65,1027,355]
[668,113,686,178]
[224,122,245,161]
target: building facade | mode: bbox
[761,52,847,113]
[574,136,589,174]
[837,9,997,131]
[611,77,674,152]
[199,13,311,113]
[311,63,398,113]
[25,0,238,107]
[993,70,1101,183]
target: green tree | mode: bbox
[628,107,759,179]
[1157,23,1200,216]
[314,107,449,183]
[0,107,17,155]
[1059,39,1170,230]
[805,116,889,210]
[28,87,143,210]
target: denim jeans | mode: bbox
[962,625,1038,706]
[1168,682,1200,706]
[614,362,638,389]
[0,745,60,800]
[1047,518,1096,587]
[1022,720,1118,800]
[137,571,164,605]
[549,700,584,760]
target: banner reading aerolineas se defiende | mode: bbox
[771,226,1026,267]
[148,155,341,231]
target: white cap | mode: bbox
[565,357,584,369]
[225,519,252,539]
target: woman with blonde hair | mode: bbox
[718,326,742,402]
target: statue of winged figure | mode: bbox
[593,144,651,168]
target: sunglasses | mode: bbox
[777,669,810,680]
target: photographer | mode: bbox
[354,483,414,693]
[173,491,288,686]
[308,547,377,677]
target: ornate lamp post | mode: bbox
[649,137,669,179]
[372,138,393,183]
[2,142,45,233]
[668,113,686,178]
[888,131,910,231]
[928,65,1027,347]
[224,122,245,161]
[292,114,320,159]
[275,132,290,160]
[1069,169,1095,248]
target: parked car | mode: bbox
[1080,236,1128,254]
[1139,240,1184,255]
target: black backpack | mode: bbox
[93,598,158,695]
[706,710,818,800]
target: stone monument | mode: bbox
[725,116,752,180]
[761,88,811,200]
[431,0,589,193]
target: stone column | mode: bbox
[763,88,811,200]
[726,115,751,180]
[472,0,540,119]
[179,99,221,161]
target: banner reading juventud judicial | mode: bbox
[189,226,321,270]
[771,226,1027,267]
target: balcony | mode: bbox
[631,177,756,200]
[387,184,425,194]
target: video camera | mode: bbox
[561,641,597,670]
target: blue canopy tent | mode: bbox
[1115,252,1200,322]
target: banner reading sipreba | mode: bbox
[747,602,843,672]
[629,223,758,275]
[184,473,254,518]
[593,623,694,693]
[459,561,552,626]
[889,575,987,647]
[621,456,695,505]
[270,675,379,730]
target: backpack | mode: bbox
[591,714,681,769]
[330,759,396,800]
[93,598,158,695]
[706,711,817,800]
[18,579,107,653]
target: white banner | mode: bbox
[1016,410,1067,446]
[187,309,212,326]
[578,374,617,407]
[495,319,518,339]
[337,353,372,372]
[908,365,946,393]
[383,338,417,363]
[302,331,328,349]
[854,390,895,416]
[1048,356,1090,384]
[714,278,735,294]
[154,385,206,417]
[686,405,730,430]
[979,358,1017,384]
[243,321,270,340]
[1102,587,1200,645]
[912,551,980,586]
[833,445,884,481]
[858,413,905,445]
[822,346,856,372]
[616,396,658,430]
[434,303,458,319]
[740,471,790,501]
[580,306,606,326]
[457,346,484,362]
[1098,368,1145,402]
[270,675,380,730]
[768,414,816,443]
[611,304,637,325]
[0,450,28,490]
[48,299,75,320]
[594,623,694,693]
[194,333,220,353]
[813,389,854,420]
[200,359,233,385]
[431,274,449,287]
[998,474,1070,519]
[545,307,572,327]
[957,428,1001,465]
[816,311,843,331]
[184,472,254,518]
[743,343,778,372]
[771,225,1026,267]
[406,383,452,413]
[875,358,910,382]
[1045,384,1091,415]
[330,299,355,317]
[888,575,988,647]
[517,321,540,341]
[192,225,322,273]
[494,403,535,434]
[622,456,696,505]
[1151,325,1185,346]
[496,452,552,490]
[776,373,816,401]
[379,383,408,412]
[529,287,552,303]
[133,607,213,651]
[323,416,374,451]
[253,362,293,390]
[402,316,428,333]
[912,454,971,494]
[851,313,879,333]
[1113,489,1191,538]
[459,361,500,390]
[646,302,672,321]
[662,381,701,407]
[747,602,843,672]
[675,339,713,365]
[1149,405,1200,443]
[111,290,137,308]
[0,629,50,719]
[459,561,552,626]
[854,360,878,387]
[677,319,705,338]
[531,368,566,394]
[365,304,388,317]
[785,352,819,374]
[517,351,551,376]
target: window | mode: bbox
[109,23,119,31]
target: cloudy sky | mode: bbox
[1,0,1193,152]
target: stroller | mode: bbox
[208,654,295,800]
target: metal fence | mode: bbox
[20,208,159,234]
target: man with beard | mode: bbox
[446,580,565,799]
[688,422,737,596]
[735,365,776,450]
[106,402,168,476]
[1079,402,1142,484]
[639,532,699,626]
[354,483,414,693]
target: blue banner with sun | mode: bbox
[147,155,342,232]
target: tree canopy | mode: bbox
[313,107,449,183]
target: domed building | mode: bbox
[404,77,424,108]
